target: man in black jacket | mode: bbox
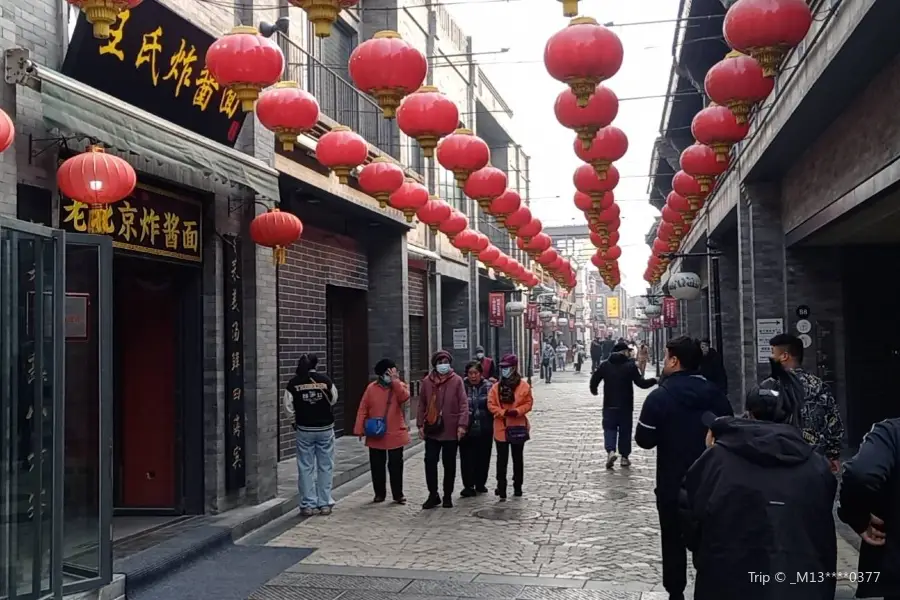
[838,417,900,600]
[680,376,837,600]
[590,336,604,372]
[698,338,727,394]
[635,336,732,600]
[590,341,657,469]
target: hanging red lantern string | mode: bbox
[397,86,459,158]
[590,230,619,249]
[464,166,508,212]
[316,125,368,184]
[250,207,304,265]
[57,146,137,234]
[666,191,694,226]
[470,232,490,255]
[488,189,522,226]
[574,164,619,209]
[206,26,285,112]
[582,192,616,227]
[67,0,142,39]
[554,84,618,149]
[349,31,427,119]
[255,81,320,152]
[516,217,543,243]
[723,0,813,78]
[388,178,429,222]
[358,157,405,208]
[436,129,490,188]
[416,195,452,233]
[478,244,501,267]
[574,126,628,179]
[0,108,14,154]
[289,0,359,38]
[438,209,468,241]
[705,51,774,124]
[691,103,750,163]
[544,17,624,107]
[451,229,481,256]
[680,143,727,193]
[672,170,708,212]
[505,205,532,240]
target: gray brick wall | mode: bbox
[367,232,410,380]
[713,240,744,409]
[440,278,471,367]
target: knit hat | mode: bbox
[431,350,452,366]
[499,354,518,368]
[613,342,629,352]
[475,345,485,354]
[374,358,396,377]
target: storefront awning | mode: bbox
[33,64,280,201]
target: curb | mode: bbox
[118,438,425,596]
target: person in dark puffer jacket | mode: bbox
[459,360,494,497]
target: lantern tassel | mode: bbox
[87,206,109,234]
[274,246,287,266]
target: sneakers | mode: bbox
[605,451,619,469]
[460,487,477,498]
[318,506,333,516]
[621,456,631,468]
[393,496,407,505]
[422,494,441,510]
[442,496,453,508]
[299,507,316,517]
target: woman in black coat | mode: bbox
[838,417,900,599]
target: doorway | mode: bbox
[111,254,201,513]
[325,285,368,435]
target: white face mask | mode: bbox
[381,374,392,385]
[436,363,451,375]
[501,367,513,379]
[475,352,484,359]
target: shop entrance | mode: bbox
[325,285,368,435]
[111,254,202,513]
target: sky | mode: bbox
[447,0,680,294]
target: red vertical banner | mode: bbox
[568,318,575,331]
[649,317,662,330]
[489,292,506,328]
[525,303,538,330]
[663,297,678,328]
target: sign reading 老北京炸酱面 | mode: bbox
[62,0,247,147]
[59,184,203,263]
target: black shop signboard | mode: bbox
[222,235,247,490]
[62,0,247,146]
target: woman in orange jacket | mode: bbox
[353,358,411,504]
[487,353,533,499]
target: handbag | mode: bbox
[504,417,529,444]
[364,389,392,438]
[423,390,444,435]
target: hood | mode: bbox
[608,351,630,365]
[659,371,726,409]
[711,417,813,467]
[474,345,485,354]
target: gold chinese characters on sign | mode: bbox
[60,184,203,262]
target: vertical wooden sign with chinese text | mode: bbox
[488,292,506,328]
[222,235,246,490]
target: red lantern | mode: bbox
[436,129,490,188]
[658,221,676,242]
[396,86,459,158]
[574,126,628,181]
[518,232,552,257]
[574,191,594,213]
[653,238,676,256]
[544,17,623,107]
[596,245,621,261]
[661,205,684,227]
[349,31,427,119]
[692,103,750,163]
[672,170,708,210]
[464,166,508,212]
[289,0,360,38]
[680,143,726,193]
[255,81,320,152]
[488,189,521,226]
[479,245,500,266]
[416,195,452,233]
[705,51,774,124]
[439,209,468,240]
[536,248,558,266]
[316,126,368,184]
[0,108,14,154]
[505,206,532,239]
[470,232,489,254]
[250,207,303,265]
[205,26,284,112]
[590,230,619,248]
[723,0,812,78]
[57,146,137,234]
[554,84,618,149]
[451,228,479,256]
[388,178,429,222]
[67,0,142,39]
[358,157,405,208]
[666,191,694,224]
[494,254,510,272]
[517,218,543,243]
[574,163,619,206]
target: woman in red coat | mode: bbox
[354,358,411,504]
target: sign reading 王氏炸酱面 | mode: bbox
[62,0,248,147]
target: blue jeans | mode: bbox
[295,428,335,509]
[602,409,633,457]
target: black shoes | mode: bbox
[476,485,489,494]
[495,486,507,500]
[442,496,453,508]
[373,495,386,503]
[422,494,441,510]
[460,487,476,498]
[514,486,523,497]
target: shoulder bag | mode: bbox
[423,389,445,435]
[364,388,392,438]
[504,416,529,444]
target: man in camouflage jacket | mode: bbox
[770,333,845,471]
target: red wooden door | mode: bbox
[119,277,177,508]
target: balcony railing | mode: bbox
[277,33,425,176]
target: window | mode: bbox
[437,167,465,211]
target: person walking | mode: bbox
[680,363,837,600]
[574,344,585,373]
[769,333,845,472]
[416,350,468,509]
[590,336,604,373]
[353,358,410,505]
[699,338,728,394]
[487,354,533,499]
[637,342,650,376]
[473,345,499,381]
[635,336,732,600]
[838,417,900,600]
[590,341,657,469]
[283,354,339,516]
[459,361,494,497]
[556,342,568,371]
[541,342,555,383]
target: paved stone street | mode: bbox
[252,370,860,599]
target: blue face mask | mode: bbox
[381,374,392,385]
[436,363,451,375]
[501,367,512,379]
